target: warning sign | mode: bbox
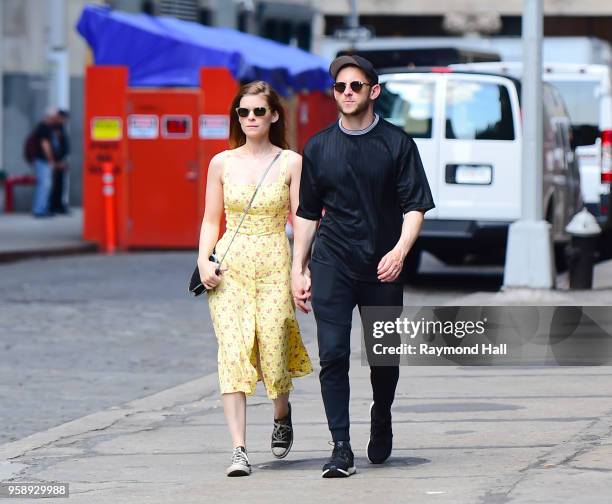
[91,117,122,141]
[162,115,192,139]
[128,115,159,139]
[199,115,229,139]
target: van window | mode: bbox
[445,80,515,140]
[376,80,435,138]
[551,81,599,128]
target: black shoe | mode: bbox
[271,402,293,459]
[322,440,356,478]
[367,402,393,464]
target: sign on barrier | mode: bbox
[128,115,159,139]
[91,117,122,141]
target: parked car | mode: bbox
[450,61,611,222]
[375,68,584,272]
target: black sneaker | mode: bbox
[271,402,293,459]
[367,402,393,464]
[322,441,356,478]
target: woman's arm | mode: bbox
[287,151,317,313]
[287,150,302,221]
[197,152,228,288]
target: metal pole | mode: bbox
[502,0,555,289]
[347,0,359,47]
[347,0,359,29]
[215,0,238,29]
[522,0,543,221]
[0,0,4,178]
[47,0,69,109]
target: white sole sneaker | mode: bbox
[271,435,293,459]
[226,463,251,477]
[321,465,356,478]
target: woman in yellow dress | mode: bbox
[197,81,313,477]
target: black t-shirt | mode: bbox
[297,116,435,282]
[33,123,54,161]
[52,124,70,161]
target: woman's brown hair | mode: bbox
[228,81,288,149]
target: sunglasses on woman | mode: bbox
[333,81,373,93]
[235,106,269,118]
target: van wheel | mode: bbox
[403,247,422,281]
[554,243,568,273]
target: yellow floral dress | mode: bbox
[207,149,312,399]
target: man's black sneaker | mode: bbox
[367,402,393,464]
[322,441,356,478]
[271,402,293,459]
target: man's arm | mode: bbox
[40,139,55,165]
[291,216,318,313]
[292,216,317,273]
[377,210,424,282]
[378,136,434,282]
[291,146,323,313]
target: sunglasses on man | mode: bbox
[333,81,373,93]
[235,106,269,118]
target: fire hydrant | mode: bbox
[565,208,601,289]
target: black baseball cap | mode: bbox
[329,54,378,85]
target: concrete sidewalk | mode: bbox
[0,208,96,262]
[1,300,611,503]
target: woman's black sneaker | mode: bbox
[367,402,393,464]
[322,441,356,478]
[271,402,293,458]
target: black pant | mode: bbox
[49,168,66,213]
[309,259,403,442]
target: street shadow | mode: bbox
[409,271,503,292]
[256,455,430,471]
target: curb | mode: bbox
[0,372,219,462]
[0,244,99,264]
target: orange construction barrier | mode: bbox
[102,162,117,254]
[83,65,335,250]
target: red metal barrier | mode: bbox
[3,174,37,213]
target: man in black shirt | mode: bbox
[291,55,434,478]
[31,109,58,217]
[48,109,70,214]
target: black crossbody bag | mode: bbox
[188,150,282,296]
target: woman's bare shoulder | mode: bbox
[208,150,231,178]
[284,149,302,165]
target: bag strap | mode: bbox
[216,150,283,267]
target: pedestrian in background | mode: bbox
[48,109,70,215]
[30,108,59,217]
[291,55,435,478]
[196,81,313,477]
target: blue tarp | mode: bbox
[76,5,332,95]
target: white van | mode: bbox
[376,68,583,271]
[450,61,611,221]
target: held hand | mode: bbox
[291,267,311,314]
[199,260,229,290]
[377,247,407,282]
